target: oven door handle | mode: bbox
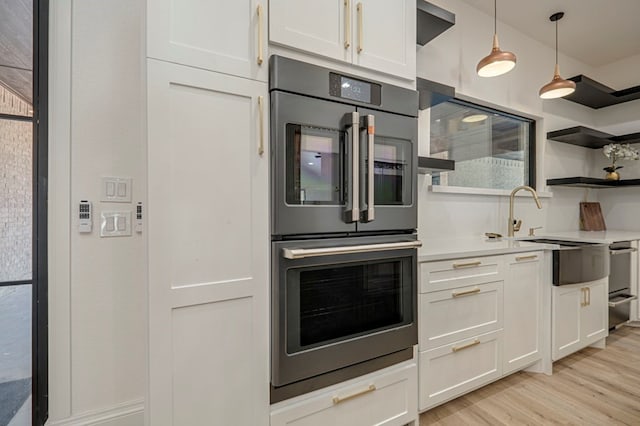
[282,240,422,259]
[345,111,360,223]
[610,247,638,255]
[363,114,375,222]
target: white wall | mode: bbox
[48,0,145,424]
[416,0,639,239]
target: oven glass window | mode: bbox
[287,258,411,353]
[286,124,344,205]
[370,136,412,205]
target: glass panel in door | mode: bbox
[287,258,412,354]
[285,125,344,206]
[370,136,412,206]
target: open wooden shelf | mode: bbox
[417,1,455,46]
[418,156,455,174]
[547,126,640,149]
[547,177,640,188]
[564,75,640,109]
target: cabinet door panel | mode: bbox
[148,0,267,80]
[419,331,502,411]
[420,281,502,350]
[582,279,608,344]
[353,0,415,80]
[552,286,582,361]
[504,253,542,374]
[269,0,350,63]
[147,59,269,425]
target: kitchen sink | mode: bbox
[521,238,610,285]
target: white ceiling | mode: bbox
[459,0,640,68]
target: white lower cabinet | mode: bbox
[270,362,417,426]
[552,278,608,361]
[503,252,543,374]
[419,330,502,410]
[419,251,546,412]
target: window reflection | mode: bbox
[430,100,534,191]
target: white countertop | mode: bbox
[418,237,556,262]
[530,230,640,244]
[418,230,640,262]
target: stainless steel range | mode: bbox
[269,56,420,402]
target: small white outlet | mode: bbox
[101,177,132,203]
[100,211,132,237]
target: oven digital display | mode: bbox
[340,76,372,103]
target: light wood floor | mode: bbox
[420,326,640,425]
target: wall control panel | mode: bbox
[101,177,132,203]
[78,200,92,233]
[100,211,132,237]
[136,202,143,233]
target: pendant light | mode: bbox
[539,12,576,99]
[476,0,516,77]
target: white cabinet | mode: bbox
[419,330,502,410]
[146,59,269,425]
[419,251,547,411]
[147,0,268,81]
[418,255,505,411]
[271,362,418,426]
[503,252,543,374]
[269,0,416,80]
[552,278,608,361]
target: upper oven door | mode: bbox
[272,91,359,236]
[271,235,420,387]
[357,108,417,232]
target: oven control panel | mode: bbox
[329,73,381,106]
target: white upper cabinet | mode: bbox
[147,0,268,81]
[269,0,350,63]
[269,0,416,80]
[353,0,415,80]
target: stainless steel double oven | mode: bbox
[269,56,420,402]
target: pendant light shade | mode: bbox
[476,0,516,77]
[539,12,576,99]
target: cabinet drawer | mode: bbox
[419,330,502,411]
[420,256,504,293]
[419,281,503,350]
[271,362,417,426]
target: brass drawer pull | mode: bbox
[332,384,376,404]
[452,339,480,353]
[256,4,264,65]
[452,287,481,298]
[344,0,351,49]
[452,261,481,269]
[516,254,538,261]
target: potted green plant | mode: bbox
[602,143,639,180]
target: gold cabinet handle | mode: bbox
[332,384,375,404]
[452,339,480,353]
[256,4,264,65]
[452,260,481,269]
[258,96,264,156]
[586,287,591,307]
[580,288,587,307]
[356,2,363,53]
[344,0,351,49]
[452,287,481,298]
[516,254,538,261]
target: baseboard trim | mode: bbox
[47,399,144,426]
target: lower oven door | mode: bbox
[271,234,420,387]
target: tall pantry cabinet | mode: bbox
[146,1,269,425]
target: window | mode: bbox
[429,99,535,191]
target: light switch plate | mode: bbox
[100,211,132,237]
[101,177,132,203]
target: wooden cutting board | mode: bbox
[580,202,606,231]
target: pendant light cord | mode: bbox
[555,19,559,65]
[494,0,497,34]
